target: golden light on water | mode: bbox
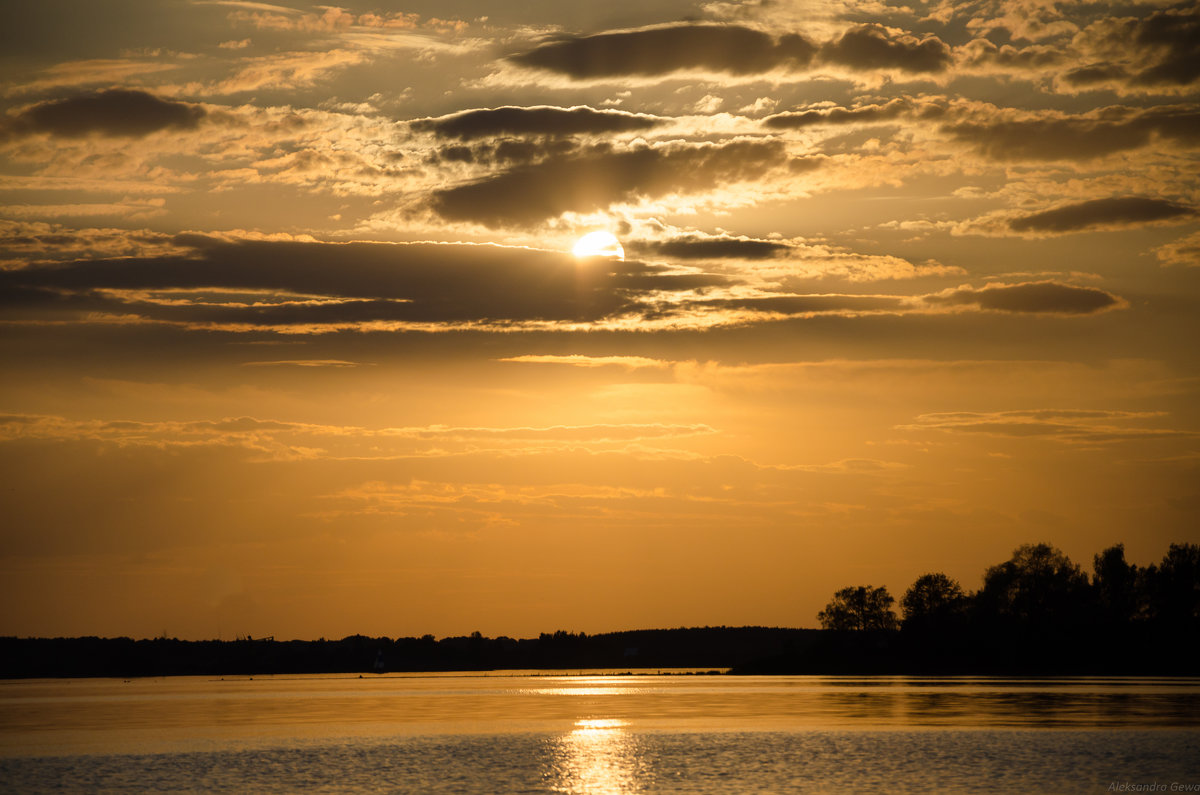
[574,719,629,730]
[571,231,625,259]
[550,718,643,794]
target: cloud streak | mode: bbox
[923,282,1123,314]
[1008,197,1196,234]
[627,235,791,260]
[3,89,206,139]
[0,412,715,457]
[411,106,663,140]
[901,409,1191,445]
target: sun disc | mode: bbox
[572,231,624,259]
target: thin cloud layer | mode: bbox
[224,6,465,34]
[902,409,1188,445]
[693,294,906,316]
[0,413,715,477]
[0,222,183,264]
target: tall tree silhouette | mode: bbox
[1092,544,1144,627]
[901,573,968,634]
[818,585,899,631]
[976,543,1092,670]
[978,543,1089,626]
[1149,543,1200,629]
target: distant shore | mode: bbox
[3,624,1196,679]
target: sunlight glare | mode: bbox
[550,717,640,794]
[572,231,625,260]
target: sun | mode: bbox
[572,231,625,260]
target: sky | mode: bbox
[0,0,1197,641]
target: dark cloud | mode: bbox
[433,145,476,164]
[630,236,790,260]
[1061,64,1129,88]
[490,138,578,163]
[946,117,1147,161]
[1009,197,1195,233]
[506,22,956,80]
[925,282,1121,314]
[763,99,917,130]
[1128,5,1200,88]
[431,140,787,227]
[507,24,817,78]
[411,106,663,140]
[429,138,578,166]
[944,104,1200,161]
[819,25,952,74]
[5,89,206,139]
[0,238,727,326]
[1138,104,1200,146]
[691,295,905,315]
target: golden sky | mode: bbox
[1,0,1197,641]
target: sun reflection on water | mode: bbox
[547,718,648,794]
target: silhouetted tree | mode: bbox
[975,543,1093,671]
[818,585,899,631]
[1148,542,1200,629]
[978,543,1089,625]
[901,573,968,633]
[1092,544,1144,626]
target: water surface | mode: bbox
[2,673,1197,792]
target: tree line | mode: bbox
[796,541,1199,674]
[0,626,814,678]
[3,541,1195,677]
